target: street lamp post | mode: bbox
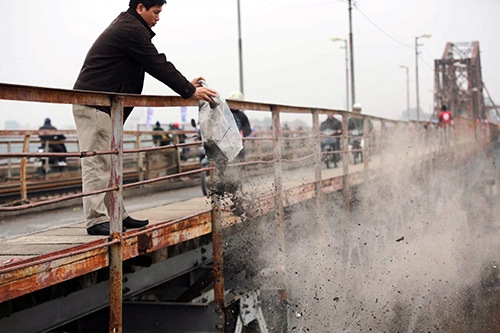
[415,33,431,121]
[399,65,410,120]
[236,0,244,94]
[348,0,355,106]
[331,37,349,111]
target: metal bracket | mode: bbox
[234,290,269,333]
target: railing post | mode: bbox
[109,96,124,333]
[256,137,263,172]
[312,110,325,240]
[174,133,182,174]
[7,141,12,180]
[272,107,287,322]
[44,140,50,177]
[363,117,370,177]
[20,134,30,203]
[211,178,225,332]
[135,134,144,182]
[341,115,350,217]
[380,120,386,167]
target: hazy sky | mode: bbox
[1,0,499,129]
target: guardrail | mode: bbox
[0,82,495,331]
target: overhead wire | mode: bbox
[256,0,345,8]
[255,0,436,72]
[418,47,435,71]
[353,3,435,73]
[352,3,413,49]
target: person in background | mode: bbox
[38,118,67,166]
[320,112,342,168]
[227,91,252,161]
[439,105,453,126]
[439,104,453,144]
[348,103,373,132]
[296,125,306,147]
[347,103,373,164]
[282,123,291,151]
[170,123,189,161]
[72,0,217,236]
[152,121,170,146]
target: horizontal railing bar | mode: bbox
[0,83,112,107]
[0,83,409,124]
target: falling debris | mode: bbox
[205,143,249,220]
[396,236,405,242]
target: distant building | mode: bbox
[4,120,20,130]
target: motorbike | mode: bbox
[321,129,341,169]
[191,119,211,196]
[349,129,364,165]
[34,144,67,174]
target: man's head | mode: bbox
[441,105,448,111]
[327,112,334,119]
[130,0,166,28]
[352,103,362,114]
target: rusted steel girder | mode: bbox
[0,83,111,106]
[433,41,485,121]
[0,212,212,303]
[341,115,351,216]
[312,110,326,242]
[0,83,293,112]
[109,96,125,332]
[20,134,30,203]
[211,192,225,332]
[272,108,285,257]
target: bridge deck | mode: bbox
[0,161,361,303]
[1,142,467,332]
[0,196,211,264]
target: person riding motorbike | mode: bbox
[38,118,68,170]
[320,112,342,168]
[348,103,373,164]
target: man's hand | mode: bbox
[191,87,217,103]
[190,76,217,102]
[191,76,205,87]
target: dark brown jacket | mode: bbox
[74,8,195,119]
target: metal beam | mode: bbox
[0,245,212,333]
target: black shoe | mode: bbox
[87,222,126,236]
[123,216,149,229]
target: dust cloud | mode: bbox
[224,126,500,332]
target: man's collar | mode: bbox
[126,8,156,38]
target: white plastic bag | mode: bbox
[198,81,243,162]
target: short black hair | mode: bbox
[129,0,166,10]
[441,105,448,111]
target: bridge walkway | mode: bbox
[0,163,355,265]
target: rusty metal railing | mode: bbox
[0,82,496,332]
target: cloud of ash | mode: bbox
[224,126,500,332]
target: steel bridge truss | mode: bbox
[433,41,485,121]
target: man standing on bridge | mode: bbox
[72,0,217,236]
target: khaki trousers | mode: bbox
[73,105,128,228]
